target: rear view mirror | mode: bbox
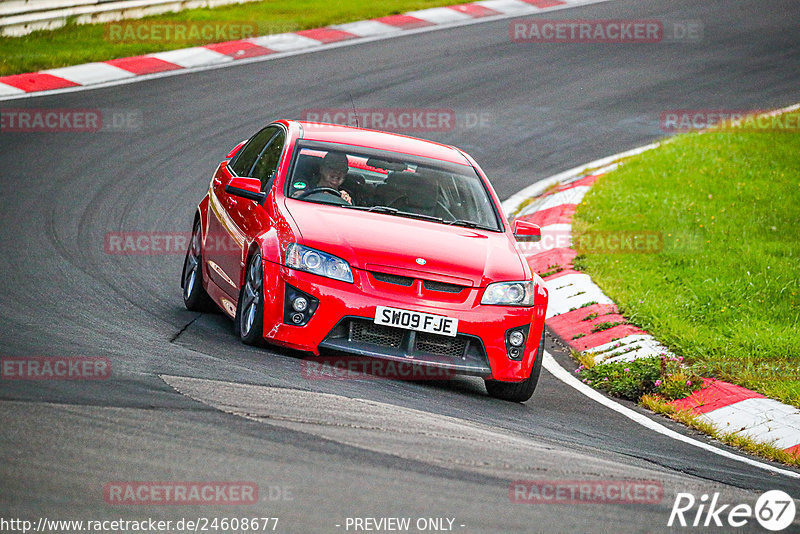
[513,220,541,242]
[225,177,267,204]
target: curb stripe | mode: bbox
[330,20,402,37]
[541,266,581,281]
[405,7,475,23]
[698,397,800,450]
[526,247,576,274]
[203,40,275,59]
[0,72,79,91]
[149,47,233,68]
[0,83,25,96]
[296,27,359,44]
[671,379,765,414]
[476,0,537,13]
[1,0,615,99]
[543,353,800,478]
[372,14,434,29]
[41,62,136,85]
[508,132,800,455]
[523,0,567,7]
[105,56,184,75]
[519,203,576,226]
[247,32,321,52]
[448,3,502,16]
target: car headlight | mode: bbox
[481,281,535,306]
[285,243,353,283]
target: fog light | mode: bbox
[505,325,530,361]
[292,296,308,312]
[509,331,525,347]
[283,284,319,326]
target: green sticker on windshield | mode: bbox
[294,182,307,190]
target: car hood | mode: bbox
[284,199,527,287]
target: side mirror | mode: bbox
[513,220,541,242]
[225,177,267,204]
[225,139,248,159]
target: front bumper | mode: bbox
[319,317,492,376]
[259,261,547,381]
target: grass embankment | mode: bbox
[573,112,800,409]
[0,0,462,76]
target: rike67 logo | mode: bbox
[668,490,796,531]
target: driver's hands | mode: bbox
[339,190,352,204]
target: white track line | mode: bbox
[543,352,800,479]
[514,133,800,478]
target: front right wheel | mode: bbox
[484,327,545,403]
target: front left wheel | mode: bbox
[484,327,545,403]
[235,251,265,346]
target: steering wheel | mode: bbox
[296,187,343,200]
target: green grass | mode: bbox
[0,0,463,76]
[573,112,800,408]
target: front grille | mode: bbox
[371,271,414,286]
[349,319,467,359]
[423,280,466,293]
[415,332,467,358]
[321,317,492,376]
[349,321,403,348]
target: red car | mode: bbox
[182,120,548,401]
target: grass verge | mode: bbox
[0,0,463,76]
[572,110,800,408]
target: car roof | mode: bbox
[290,120,471,166]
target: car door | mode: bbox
[206,125,286,298]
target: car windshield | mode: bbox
[286,142,503,231]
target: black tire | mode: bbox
[235,251,265,346]
[181,219,215,312]
[485,327,545,403]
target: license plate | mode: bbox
[374,306,458,337]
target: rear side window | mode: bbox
[229,126,279,177]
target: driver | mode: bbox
[316,151,352,204]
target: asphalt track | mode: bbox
[1,0,799,532]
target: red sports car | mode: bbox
[182,120,548,401]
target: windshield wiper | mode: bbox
[341,205,398,214]
[341,204,445,223]
[445,219,495,231]
[395,211,443,223]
